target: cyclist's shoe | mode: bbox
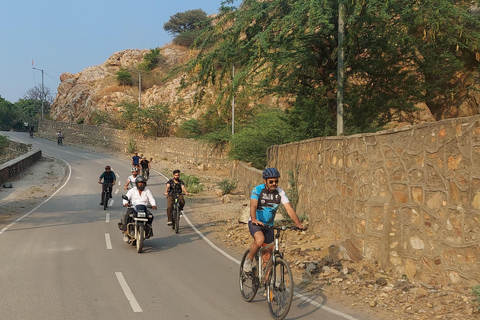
[109,193,112,199]
[243,259,253,273]
[99,202,104,206]
[180,210,184,217]
[117,222,123,230]
[167,221,172,226]
[123,233,129,242]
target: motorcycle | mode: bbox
[121,195,154,253]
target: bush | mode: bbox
[181,173,203,193]
[217,178,238,195]
[230,109,297,169]
[127,137,136,154]
[177,119,202,138]
[173,30,201,47]
[473,285,480,310]
[0,135,9,155]
[116,68,133,86]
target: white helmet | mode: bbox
[131,167,138,172]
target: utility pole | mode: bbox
[32,67,45,119]
[232,65,235,135]
[138,72,141,131]
[337,0,345,136]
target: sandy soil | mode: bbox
[1,151,478,319]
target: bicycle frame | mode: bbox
[256,228,283,286]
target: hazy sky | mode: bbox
[0,0,237,103]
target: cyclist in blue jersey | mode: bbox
[243,167,304,272]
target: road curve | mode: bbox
[0,131,374,320]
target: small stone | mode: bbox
[369,300,377,307]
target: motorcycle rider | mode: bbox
[123,167,139,190]
[121,176,157,242]
[98,165,116,206]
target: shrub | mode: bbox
[181,173,203,193]
[217,178,238,195]
[127,137,136,154]
[230,109,297,169]
[473,285,480,310]
[116,67,133,86]
[0,135,9,155]
[177,119,202,138]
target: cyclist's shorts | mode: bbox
[248,221,274,244]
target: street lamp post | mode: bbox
[32,67,45,119]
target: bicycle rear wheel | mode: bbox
[266,258,294,320]
[239,249,259,302]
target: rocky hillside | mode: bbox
[50,44,209,124]
[50,43,480,127]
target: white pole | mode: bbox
[232,65,235,135]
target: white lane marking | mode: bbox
[105,213,110,223]
[115,272,143,312]
[108,199,114,207]
[64,151,74,155]
[105,233,112,249]
[0,155,72,236]
[115,189,119,194]
[182,210,358,320]
[80,155,90,159]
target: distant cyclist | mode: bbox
[29,124,34,138]
[98,165,116,206]
[123,167,139,190]
[243,168,304,273]
[132,152,140,170]
[139,156,150,180]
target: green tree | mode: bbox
[180,0,480,139]
[0,96,17,130]
[116,67,133,86]
[164,9,210,47]
[163,9,208,36]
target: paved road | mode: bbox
[0,132,373,320]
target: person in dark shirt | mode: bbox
[163,169,189,226]
[139,156,150,180]
[98,165,116,205]
[132,152,140,169]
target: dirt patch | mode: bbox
[0,156,66,225]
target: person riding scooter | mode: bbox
[120,176,156,241]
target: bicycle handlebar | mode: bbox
[252,223,307,231]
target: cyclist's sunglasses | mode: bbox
[267,179,278,185]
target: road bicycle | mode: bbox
[102,183,113,210]
[239,225,301,320]
[171,192,184,234]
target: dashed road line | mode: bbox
[115,272,142,312]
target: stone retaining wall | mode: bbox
[0,148,42,184]
[267,115,480,285]
[38,119,230,169]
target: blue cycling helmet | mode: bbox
[263,167,280,180]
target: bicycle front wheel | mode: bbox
[239,249,259,302]
[266,258,294,320]
[103,192,108,210]
[174,205,180,234]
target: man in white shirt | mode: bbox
[120,176,157,241]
